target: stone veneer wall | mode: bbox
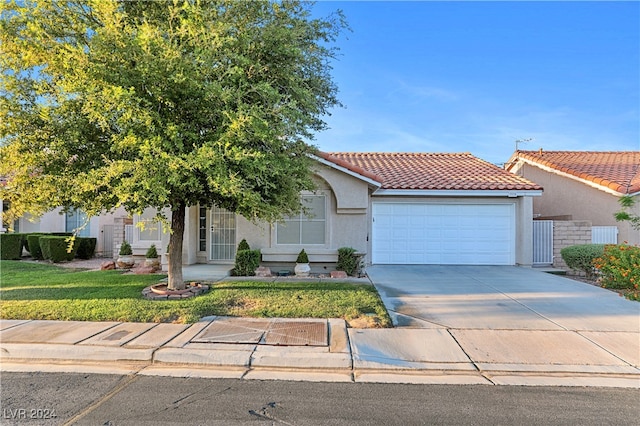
[112,217,133,259]
[553,220,592,271]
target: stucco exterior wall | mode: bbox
[514,164,639,245]
[245,166,371,268]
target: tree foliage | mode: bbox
[614,195,640,230]
[1,0,347,288]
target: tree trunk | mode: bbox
[167,201,186,290]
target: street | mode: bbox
[1,372,638,425]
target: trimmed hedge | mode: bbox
[560,244,605,279]
[26,234,46,260]
[234,249,261,276]
[39,236,79,263]
[0,233,24,260]
[76,237,97,259]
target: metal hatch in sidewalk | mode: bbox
[191,317,328,347]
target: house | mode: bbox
[134,152,543,269]
[1,205,129,257]
[4,152,544,269]
[505,150,640,245]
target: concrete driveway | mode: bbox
[366,265,640,332]
[350,265,640,385]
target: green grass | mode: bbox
[0,261,391,326]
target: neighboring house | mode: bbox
[4,152,544,268]
[1,205,128,257]
[506,150,640,245]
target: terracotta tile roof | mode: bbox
[316,151,383,184]
[326,152,542,191]
[512,150,640,194]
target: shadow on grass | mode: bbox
[0,284,151,301]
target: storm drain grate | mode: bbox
[192,318,271,344]
[191,318,328,346]
[263,321,327,346]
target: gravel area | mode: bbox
[22,257,112,271]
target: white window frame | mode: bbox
[135,208,162,242]
[276,194,327,246]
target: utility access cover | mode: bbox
[192,317,328,346]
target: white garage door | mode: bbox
[372,203,515,265]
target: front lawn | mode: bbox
[0,261,391,327]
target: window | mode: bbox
[66,209,90,237]
[136,208,162,241]
[276,195,326,245]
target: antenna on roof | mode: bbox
[515,138,533,151]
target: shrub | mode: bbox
[560,244,605,279]
[237,239,250,251]
[336,247,361,276]
[39,236,78,263]
[23,232,42,253]
[145,244,158,258]
[296,249,309,264]
[593,243,640,290]
[26,234,46,260]
[234,249,261,276]
[0,233,24,260]
[119,241,132,255]
[76,237,97,259]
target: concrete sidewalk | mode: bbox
[1,317,638,388]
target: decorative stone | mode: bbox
[144,258,161,271]
[100,261,116,271]
[255,266,272,277]
[330,270,348,279]
[133,265,155,275]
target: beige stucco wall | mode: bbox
[179,164,372,270]
[515,164,640,245]
[368,195,536,266]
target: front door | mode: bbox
[210,206,236,261]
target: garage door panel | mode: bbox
[372,203,515,265]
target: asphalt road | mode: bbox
[1,372,638,425]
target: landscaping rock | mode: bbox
[100,261,116,271]
[255,266,272,277]
[331,270,348,279]
[133,265,155,275]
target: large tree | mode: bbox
[0,0,346,289]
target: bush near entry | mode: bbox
[336,247,361,276]
[593,243,640,294]
[233,239,261,276]
[560,244,605,279]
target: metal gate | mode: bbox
[533,220,554,266]
[592,226,618,244]
[101,224,114,258]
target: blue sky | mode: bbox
[309,1,640,165]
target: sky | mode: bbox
[308,1,640,165]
